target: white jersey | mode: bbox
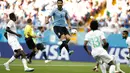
[126,37,130,48]
[84,30,106,56]
[6,20,23,51]
[6,20,17,41]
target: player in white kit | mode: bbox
[84,20,116,73]
[3,13,34,72]
[122,30,130,67]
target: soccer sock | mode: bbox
[59,42,64,54]
[59,41,70,54]
[22,58,28,69]
[43,51,48,60]
[116,62,121,71]
[28,51,36,62]
[6,56,16,64]
[63,41,69,53]
[109,65,115,73]
[99,64,106,73]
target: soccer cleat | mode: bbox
[69,50,74,55]
[92,67,98,72]
[45,60,52,64]
[24,68,34,72]
[3,63,10,71]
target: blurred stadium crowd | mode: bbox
[98,0,130,34]
[0,0,130,34]
[0,0,105,30]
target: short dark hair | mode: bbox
[90,20,98,30]
[27,18,32,23]
[9,13,15,20]
[57,0,63,2]
[123,30,128,35]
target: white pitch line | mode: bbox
[0,64,94,67]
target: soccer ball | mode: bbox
[71,29,77,34]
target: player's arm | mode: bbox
[102,39,109,50]
[65,10,71,29]
[101,31,109,50]
[6,27,21,37]
[84,41,91,55]
[45,9,55,24]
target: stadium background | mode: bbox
[0,0,130,64]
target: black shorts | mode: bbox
[53,26,70,38]
[25,38,36,50]
[36,43,45,50]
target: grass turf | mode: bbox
[0,58,129,73]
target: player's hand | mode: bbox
[17,34,22,38]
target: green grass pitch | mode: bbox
[0,58,129,73]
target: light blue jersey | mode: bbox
[49,8,70,27]
[36,30,44,44]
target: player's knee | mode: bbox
[60,34,66,40]
[66,35,71,40]
[14,49,21,58]
[20,51,26,58]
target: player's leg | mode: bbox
[36,43,51,63]
[25,38,37,63]
[53,26,66,55]
[94,56,106,73]
[3,49,21,71]
[65,34,74,55]
[100,52,116,73]
[64,27,74,55]
[93,63,99,72]
[20,50,34,72]
[113,56,125,73]
[3,39,21,71]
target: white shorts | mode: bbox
[93,50,113,64]
[8,38,23,52]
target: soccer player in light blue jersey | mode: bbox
[45,0,73,56]
[36,26,51,63]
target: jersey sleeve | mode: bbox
[84,34,89,41]
[7,21,13,28]
[100,31,106,40]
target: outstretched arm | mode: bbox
[6,27,21,37]
[84,41,91,55]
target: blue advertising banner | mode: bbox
[0,42,129,63]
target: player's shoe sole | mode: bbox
[25,68,34,72]
[45,60,52,63]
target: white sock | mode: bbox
[22,58,28,69]
[116,62,121,71]
[99,64,106,73]
[109,65,115,73]
[6,56,16,64]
